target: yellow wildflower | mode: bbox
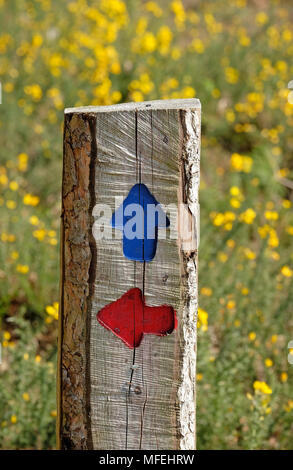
[197,307,208,331]
[145,1,163,17]
[0,173,8,185]
[281,266,293,277]
[230,153,253,173]
[284,400,293,412]
[23,194,40,206]
[227,300,235,309]
[6,200,16,210]
[131,91,144,102]
[11,251,19,260]
[230,198,241,208]
[239,34,250,47]
[239,209,256,224]
[29,216,40,226]
[212,88,220,98]
[16,264,29,274]
[111,62,121,74]
[182,86,196,98]
[9,181,19,191]
[111,91,122,103]
[171,47,181,60]
[282,200,291,209]
[256,12,268,25]
[226,109,235,122]
[171,0,186,29]
[157,26,173,55]
[133,32,157,53]
[253,381,272,395]
[46,302,59,320]
[32,34,43,47]
[201,287,212,296]
[226,239,235,249]
[24,84,42,101]
[4,82,14,93]
[230,186,241,196]
[268,228,279,248]
[280,372,288,383]
[213,213,225,226]
[191,38,205,54]
[33,229,46,241]
[264,211,279,221]
[1,232,16,243]
[225,67,239,84]
[218,252,228,263]
[18,153,28,171]
[22,393,30,402]
[269,251,280,261]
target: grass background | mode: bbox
[0,0,293,449]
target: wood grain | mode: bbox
[59,99,201,450]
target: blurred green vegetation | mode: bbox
[0,0,293,449]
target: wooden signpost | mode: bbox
[58,99,201,450]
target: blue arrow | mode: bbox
[111,183,170,262]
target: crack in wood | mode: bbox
[125,110,139,450]
[85,114,98,450]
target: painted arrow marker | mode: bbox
[111,183,170,262]
[97,288,177,349]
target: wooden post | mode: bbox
[58,99,201,450]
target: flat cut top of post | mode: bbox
[65,98,201,114]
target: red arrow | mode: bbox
[97,288,177,348]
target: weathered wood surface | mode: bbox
[58,99,201,450]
